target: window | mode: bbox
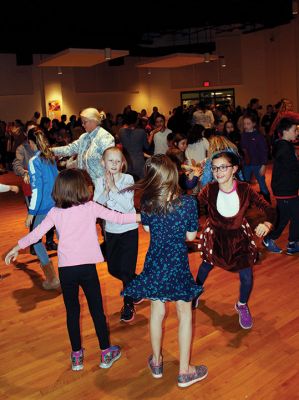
[181,88,235,109]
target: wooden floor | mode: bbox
[0,170,298,400]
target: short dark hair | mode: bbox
[52,168,91,208]
[276,117,298,135]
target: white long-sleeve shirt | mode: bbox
[94,173,138,234]
[0,183,10,193]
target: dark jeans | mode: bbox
[106,229,138,305]
[59,264,110,352]
[267,197,299,242]
[243,165,270,195]
[196,261,253,303]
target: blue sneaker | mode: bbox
[262,238,282,254]
[286,242,299,255]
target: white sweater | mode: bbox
[94,173,138,234]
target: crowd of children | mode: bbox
[3,109,299,389]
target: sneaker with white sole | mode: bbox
[178,365,208,388]
[235,303,253,329]
[71,348,84,371]
[99,345,121,368]
[262,237,282,254]
[148,355,163,378]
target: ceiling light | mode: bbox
[204,53,210,63]
[104,48,111,60]
[220,57,226,67]
[57,67,63,75]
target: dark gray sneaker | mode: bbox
[148,355,163,378]
[120,304,135,322]
[178,365,208,388]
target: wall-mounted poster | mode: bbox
[48,100,61,120]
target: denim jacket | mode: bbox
[52,126,114,183]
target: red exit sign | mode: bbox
[203,81,210,87]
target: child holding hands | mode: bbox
[5,168,140,371]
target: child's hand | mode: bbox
[5,245,20,265]
[25,214,34,227]
[10,185,19,193]
[23,173,30,184]
[193,166,203,177]
[105,171,117,192]
[255,223,270,237]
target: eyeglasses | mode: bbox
[211,164,233,173]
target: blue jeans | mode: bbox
[196,261,253,303]
[243,165,269,195]
[32,214,50,266]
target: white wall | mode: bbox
[0,16,299,122]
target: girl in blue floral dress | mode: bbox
[124,154,208,388]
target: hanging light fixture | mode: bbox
[292,0,298,15]
[57,67,63,75]
[204,53,210,63]
[220,56,226,68]
[104,48,111,60]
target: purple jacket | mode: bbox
[240,130,268,165]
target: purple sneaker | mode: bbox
[178,365,208,388]
[235,303,253,329]
[71,349,84,371]
[100,345,121,368]
[148,355,163,378]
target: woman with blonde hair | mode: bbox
[52,107,114,184]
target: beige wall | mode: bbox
[1,17,299,122]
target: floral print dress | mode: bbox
[124,195,202,302]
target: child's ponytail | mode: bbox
[27,128,55,164]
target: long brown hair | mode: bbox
[128,154,181,215]
[27,127,55,163]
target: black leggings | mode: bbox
[59,264,110,352]
[106,229,138,305]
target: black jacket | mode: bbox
[271,140,299,196]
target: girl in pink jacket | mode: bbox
[5,168,140,372]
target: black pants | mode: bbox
[268,197,299,242]
[59,264,110,352]
[106,229,138,305]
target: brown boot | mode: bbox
[41,261,60,290]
